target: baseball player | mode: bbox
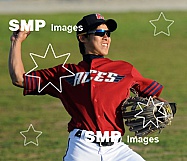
[9,13,164,161]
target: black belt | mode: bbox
[75,130,121,147]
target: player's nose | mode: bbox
[102,34,109,41]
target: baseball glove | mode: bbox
[122,96,176,137]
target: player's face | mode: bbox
[85,24,111,56]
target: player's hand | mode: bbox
[10,25,31,42]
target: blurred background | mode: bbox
[0,0,187,14]
[0,0,187,161]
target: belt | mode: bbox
[75,130,121,147]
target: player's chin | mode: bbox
[99,52,108,56]
[100,49,109,56]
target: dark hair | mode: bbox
[77,34,89,55]
[78,41,86,55]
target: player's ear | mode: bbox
[78,35,88,43]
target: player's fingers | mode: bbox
[19,24,31,36]
[11,24,31,42]
[25,30,31,36]
[21,24,31,38]
[10,29,19,41]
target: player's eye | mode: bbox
[87,29,111,37]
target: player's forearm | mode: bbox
[153,96,167,102]
[9,40,25,87]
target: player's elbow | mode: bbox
[10,74,24,88]
[12,80,24,88]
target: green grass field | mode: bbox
[0,12,187,161]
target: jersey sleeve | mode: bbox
[131,67,163,97]
[23,65,63,97]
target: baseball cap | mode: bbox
[76,13,117,36]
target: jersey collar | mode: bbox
[83,54,104,64]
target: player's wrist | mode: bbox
[11,37,23,44]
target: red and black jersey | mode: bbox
[23,55,163,136]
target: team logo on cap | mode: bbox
[96,13,104,20]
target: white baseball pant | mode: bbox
[63,129,145,161]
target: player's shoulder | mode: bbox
[105,58,134,68]
[57,61,90,72]
[89,58,135,74]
